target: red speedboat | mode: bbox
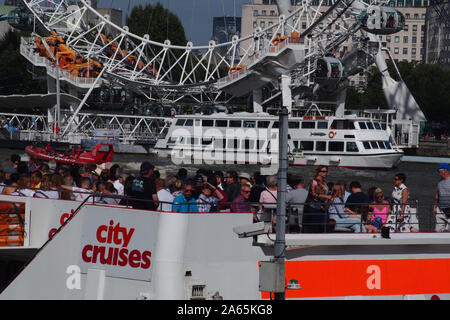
[25,143,114,166]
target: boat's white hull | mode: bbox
[291,151,403,169]
[0,195,450,300]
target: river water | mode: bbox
[1,148,445,231]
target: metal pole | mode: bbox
[56,60,60,139]
[274,74,291,300]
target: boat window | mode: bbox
[184,119,193,127]
[329,141,344,151]
[202,138,213,145]
[377,141,385,148]
[366,122,374,130]
[316,141,326,151]
[330,120,355,130]
[189,137,199,145]
[359,122,367,130]
[244,139,254,150]
[257,140,265,149]
[229,120,242,128]
[346,141,359,152]
[370,141,378,149]
[293,141,299,149]
[301,122,315,129]
[374,122,382,130]
[216,120,228,127]
[258,121,270,128]
[175,119,186,126]
[385,142,392,149]
[300,141,314,151]
[272,122,279,128]
[202,119,214,127]
[244,120,256,128]
[288,121,300,129]
[344,135,355,138]
[317,121,328,129]
[194,119,201,126]
[168,137,177,144]
[227,139,234,148]
[363,141,371,149]
[214,139,224,148]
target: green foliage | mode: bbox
[0,30,46,95]
[346,60,450,123]
[126,2,187,46]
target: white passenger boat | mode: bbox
[1,194,450,300]
[154,112,403,169]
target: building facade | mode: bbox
[424,0,450,69]
[242,0,428,68]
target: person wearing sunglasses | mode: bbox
[390,173,419,232]
[307,165,331,209]
[230,184,253,215]
[172,182,199,213]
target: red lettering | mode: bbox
[48,228,57,239]
[99,247,114,265]
[92,245,104,263]
[96,225,107,243]
[82,245,93,263]
[129,250,141,268]
[140,251,152,269]
[107,220,114,244]
[60,213,70,225]
[112,247,119,265]
[118,248,128,267]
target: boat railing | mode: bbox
[1,187,443,234]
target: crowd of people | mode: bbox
[0,152,449,233]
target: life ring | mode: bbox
[329,131,336,139]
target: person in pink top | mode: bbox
[368,188,391,230]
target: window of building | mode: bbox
[414,13,419,19]
[412,48,417,55]
[412,36,417,43]
[386,35,391,42]
[405,13,410,19]
[412,25,417,31]
[404,36,408,43]
[270,10,275,16]
[395,36,400,43]
[262,10,266,16]
[397,0,404,7]
[260,21,265,28]
[268,21,273,27]
[394,47,399,54]
[414,0,422,6]
[253,21,257,28]
[253,10,258,17]
[404,24,409,31]
[403,47,408,54]
[406,0,412,6]
[421,13,426,19]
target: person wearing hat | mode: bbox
[434,163,450,232]
[239,172,252,188]
[129,161,159,210]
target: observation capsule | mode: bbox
[315,57,343,80]
[358,6,405,35]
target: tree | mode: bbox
[126,2,187,46]
[0,30,46,95]
[346,60,450,124]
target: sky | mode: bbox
[97,0,251,45]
